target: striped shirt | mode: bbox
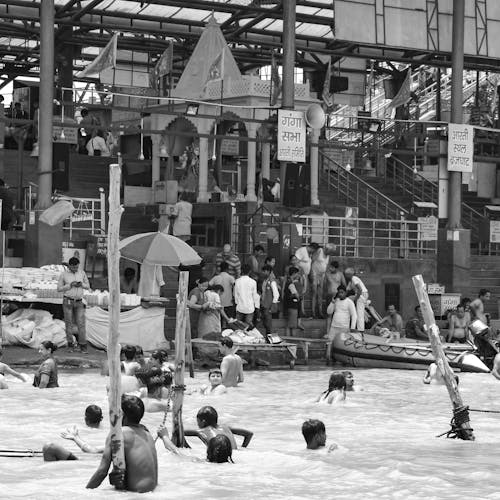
[215,252,241,278]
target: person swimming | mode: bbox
[135,367,173,413]
[423,362,460,385]
[315,372,346,404]
[184,406,253,449]
[301,419,338,453]
[0,348,27,389]
[200,368,227,395]
[121,344,141,376]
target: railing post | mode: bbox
[99,187,106,234]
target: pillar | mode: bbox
[197,136,210,203]
[310,128,320,206]
[279,0,296,203]
[261,141,271,180]
[0,101,4,178]
[246,123,257,202]
[151,133,161,184]
[37,0,55,209]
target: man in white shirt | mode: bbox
[344,267,369,332]
[295,243,313,316]
[326,286,357,360]
[57,257,91,353]
[138,264,165,298]
[234,264,260,325]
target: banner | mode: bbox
[270,53,282,106]
[448,123,474,173]
[277,110,306,163]
[322,59,334,108]
[388,69,411,109]
[76,34,118,78]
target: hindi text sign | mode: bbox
[277,110,306,163]
[448,123,473,173]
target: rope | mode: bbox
[469,408,500,414]
[436,406,473,439]
[154,386,174,443]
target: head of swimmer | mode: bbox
[121,394,145,426]
[85,404,103,428]
[39,340,57,357]
[208,368,223,388]
[197,406,218,429]
[219,337,233,355]
[302,419,326,450]
[207,435,233,463]
[341,370,354,390]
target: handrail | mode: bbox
[320,152,409,220]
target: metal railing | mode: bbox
[321,152,408,220]
[472,242,500,256]
[298,214,437,259]
[386,156,483,241]
[56,188,107,239]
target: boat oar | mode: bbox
[0,449,43,458]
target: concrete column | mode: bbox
[280,0,296,203]
[261,141,271,180]
[37,0,55,209]
[246,123,258,202]
[151,133,161,184]
[0,102,4,178]
[197,136,210,203]
[310,128,320,206]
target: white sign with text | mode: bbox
[448,123,473,173]
[277,110,306,163]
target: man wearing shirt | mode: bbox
[234,264,260,325]
[344,267,369,332]
[260,264,280,337]
[215,244,241,278]
[57,257,91,353]
[209,261,235,322]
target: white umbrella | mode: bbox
[118,232,201,266]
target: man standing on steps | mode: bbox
[57,257,90,353]
[344,268,369,332]
[215,243,241,279]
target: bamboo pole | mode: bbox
[412,274,474,440]
[171,270,189,447]
[107,163,127,486]
[185,312,195,379]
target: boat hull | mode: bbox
[332,332,490,373]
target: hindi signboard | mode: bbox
[418,216,438,241]
[277,110,306,163]
[447,123,473,173]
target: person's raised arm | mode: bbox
[4,364,26,382]
[157,425,180,455]
[230,427,253,447]
[61,426,103,454]
[86,436,112,489]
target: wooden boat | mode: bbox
[332,331,490,372]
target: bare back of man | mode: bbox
[196,424,238,449]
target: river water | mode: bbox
[1,368,499,500]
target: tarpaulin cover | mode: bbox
[86,306,166,351]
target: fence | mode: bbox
[231,211,437,261]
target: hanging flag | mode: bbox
[76,34,118,78]
[270,53,282,106]
[389,69,412,109]
[150,42,174,88]
[322,59,334,108]
[206,49,225,83]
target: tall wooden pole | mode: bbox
[107,163,126,485]
[171,270,189,447]
[412,274,474,440]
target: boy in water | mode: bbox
[185,406,253,449]
[87,395,158,493]
[136,367,172,413]
[200,368,227,395]
[121,344,141,376]
[220,338,244,387]
[301,419,338,452]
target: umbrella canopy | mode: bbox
[119,232,202,267]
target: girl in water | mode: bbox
[315,372,346,404]
[33,341,59,388]
[0,348,27,389]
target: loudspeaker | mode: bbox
[331,76,349,92]
[52,142,70,191]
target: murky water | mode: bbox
[1,368,499,500]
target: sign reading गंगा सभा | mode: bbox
[447,123,474,173]
[277,110,306,163]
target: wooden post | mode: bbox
[412,274,474,440]
[107,163,127,486]
[185,313,195,379]
[171,270,189,447]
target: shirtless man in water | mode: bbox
[185,406,253,449]
[220,338,244,387]
[87,395,158,493]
